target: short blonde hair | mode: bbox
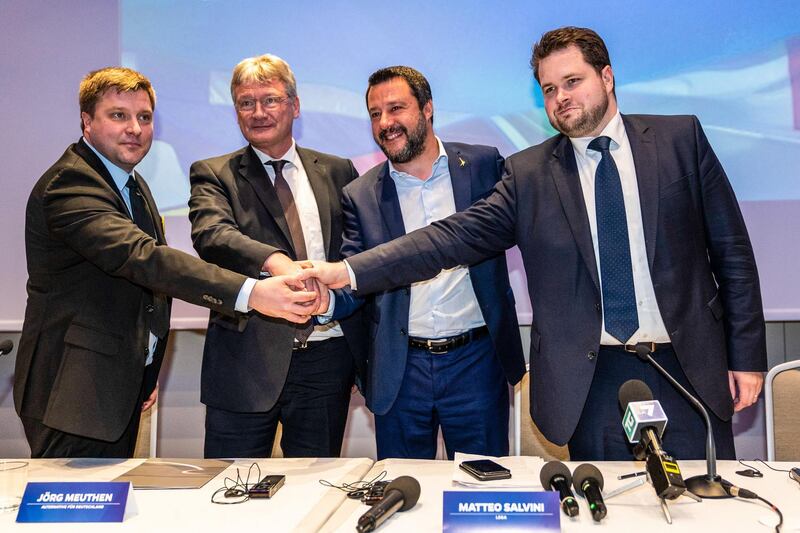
[79,67,156,132]
[230,54,297,100]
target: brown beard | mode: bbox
[551,92,609,137]
[376,112,428,164]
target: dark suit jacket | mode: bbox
[340,142,526,416]
[188,145,366,413]
[347,116,767,444]
[16,139,246,442]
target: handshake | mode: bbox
[247,253,351,324]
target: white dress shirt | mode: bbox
[387,137,485,338]
[569,112,670,344]
[254,141,342,340]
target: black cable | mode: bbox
[319,470,388,499]
[211,463,262,505]
[721,479,783,532]
[736,459,764,478]
[755,459,792,473]
[755,495,783,533]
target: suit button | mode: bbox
[145,304,154,313]
[587,351,596,360]
[595,303,601,311]
[144,347,150,356]
[400,328,407,336]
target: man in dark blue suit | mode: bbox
[306,29,767,461]
[333,67,525,459]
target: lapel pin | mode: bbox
[458,156,467,167]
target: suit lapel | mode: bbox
[298,147,333,257]
[623,115,659,270]
[74,139,130,216]
[444,144,472,212]
[373,163,407,241]
[549,136,601,290]
[237,146,295,255]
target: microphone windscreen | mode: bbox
[618,379,653,410]
[385,476,420,511]
[572,463,604,495]
[0,339,12,355]
[539,460,572,488]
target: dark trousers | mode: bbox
[375,334,509,460]
[204,336,353,458]
[568,345,735,461]
[22,365,155,458]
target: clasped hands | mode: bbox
[247,254,349,324]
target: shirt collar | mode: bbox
[82,137,134,192]
[252,139,299,168]
[569,111,626,157]
[388,136,448,183]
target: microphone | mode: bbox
[0,339,13,356]
[619,380,687,500]
[356,476,420,533]
[572,464,607,521]
[633,344,730,499]
[539,461,579,517]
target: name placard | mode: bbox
[16,482,137,523]
[443,491,560,531]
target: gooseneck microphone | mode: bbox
[0,339,13,356]
[356,476,420,533]
[539,461,579,517]
[619,380,687,500]
[633,344,730,499]
[572,464,607,521]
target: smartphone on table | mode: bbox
[459,459,512,481]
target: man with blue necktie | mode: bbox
[304,28,767,460]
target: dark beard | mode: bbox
[377,113,428,164]
[551,93,609,137]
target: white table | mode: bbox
[322,459,800,532]
[1,457,373,532]
[3,458,798,532]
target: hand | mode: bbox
[298,260,351,289]
[263,252,303,277]
[291,261,329,314]
[308,277,331,315]
[142,384,158,411]
[249,274,317,323]
[728,370,764,412]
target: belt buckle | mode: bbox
[426,339,448,355]
[624,342,656,353]
[294,340,308,350]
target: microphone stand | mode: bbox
[634,344,731,499]
[604,471,700,525]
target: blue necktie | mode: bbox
[589,136,639,343]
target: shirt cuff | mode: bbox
[316,289,336,324]
[344,260,357,290]
[235,277,258,312]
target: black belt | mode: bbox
[601,342,672,354]
[408,326,489,354]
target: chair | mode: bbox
[133,398,158,458]
[514,370,569,460]
[765,359,800,461]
